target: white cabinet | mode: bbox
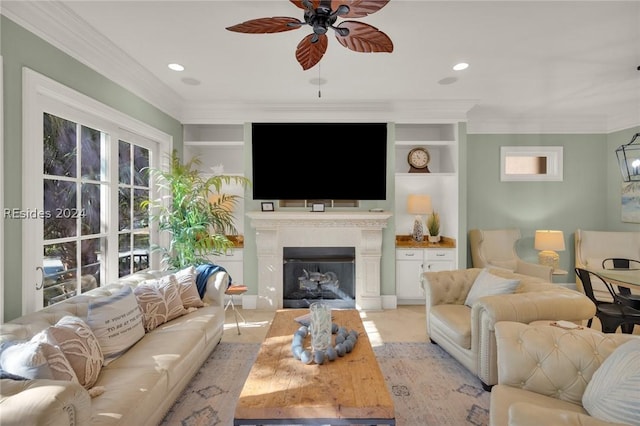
[394,123,459,253]
[396,249,425,302]
[396,247,456,304]
[423,248,455,272]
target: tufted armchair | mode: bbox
[422,268,596,390]
[469,228,553,281]
[491,321,639,426]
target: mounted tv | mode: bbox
[251,123,388,201]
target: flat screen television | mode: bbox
[251,123,388,200]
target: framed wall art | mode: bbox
[261,202,274,212]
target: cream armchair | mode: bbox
[422,268,596,390]
[491,321,639,426]
[469,229,552,281]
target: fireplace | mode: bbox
[247,211,392,310]
[283,247,356,309]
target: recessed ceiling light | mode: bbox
[453,62,469,71]
[168,63,185,71]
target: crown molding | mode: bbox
[2,1,183,119]
[180,99,478,124]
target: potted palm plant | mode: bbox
[142,150,250,270]
[427,210,441,243]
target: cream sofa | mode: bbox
[575,229,640,299]
[491,321,639,426]
[0,268,228,426]
[469,229,553,281]
[422,268,596,390]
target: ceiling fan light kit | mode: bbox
[226,0,394,70]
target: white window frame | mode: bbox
[500,146,564,182]
[0,55,4,322]
[22,68,172,314]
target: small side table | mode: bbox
[225,284,248,335]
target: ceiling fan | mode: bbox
[226,0,393,70]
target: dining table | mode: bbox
[585,267,640,290]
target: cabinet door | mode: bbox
[423,260,455,272]
[396,249,425,302]
[424,249,455,273]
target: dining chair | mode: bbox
[575,267,640,334]
[601,258,640,309]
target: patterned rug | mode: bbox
[160,342,490,426]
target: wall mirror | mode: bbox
[500,146,563,181]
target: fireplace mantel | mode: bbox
[247,211,392,310]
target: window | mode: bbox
[500,146,563,182]
[22,69,171,313]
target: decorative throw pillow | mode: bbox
[86,286,145,366]
[0,337,78,382]
[37,316,103,389]
[582,339,640,425]
[173,267,205,308]
[464,268,520,307]
[134,276,188,332]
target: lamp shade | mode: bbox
[534,230,565,251]
[407,194,432,215]
[615,132,640,182]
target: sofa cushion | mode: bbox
[174,266,205,308]
[582,339,640,425]
[86,286,145,365]
[0,337,78,382]
[464,268,520,306]
[37,315,103,389]
[134,275,188,332]
[429,304,472,349]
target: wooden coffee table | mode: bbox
[234,309,395,425]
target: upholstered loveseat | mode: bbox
[491,321,640,426]
[0,267,228,426]
[422,268,596,389]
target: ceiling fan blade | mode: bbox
[335,21,393,52]
[290,0,321,11]
[330,0,390,18]
[296,33,328,70]
[226,17,302,34]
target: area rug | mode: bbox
[160,342,490,426]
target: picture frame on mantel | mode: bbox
[261,202,274,212]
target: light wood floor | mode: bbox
[221,304,640,345]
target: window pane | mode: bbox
[133,188,148,230]
[43,113,77,178]
[44,179,77,239]
[118,233,132,277]
[81,238,102,291]
[43,242,77,306]
[118,140,131,185]
[81,125,103,181]
[119,188,131,231]
[134,145,149,186]
[82,183,101,235]
[133,233,149,273]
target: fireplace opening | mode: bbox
[283,247,356,309]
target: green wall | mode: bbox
[1,16,184,321]
[3,16,638,319]
[466,129,640,280]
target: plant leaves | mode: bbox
[296,33,328,70]
[226,17,302,34]
[335,21,393,53]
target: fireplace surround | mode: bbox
[247,211,392,310]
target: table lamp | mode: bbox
[407,194,432,242]
[534,230,565,270]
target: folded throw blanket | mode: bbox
[195,263,231,298]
